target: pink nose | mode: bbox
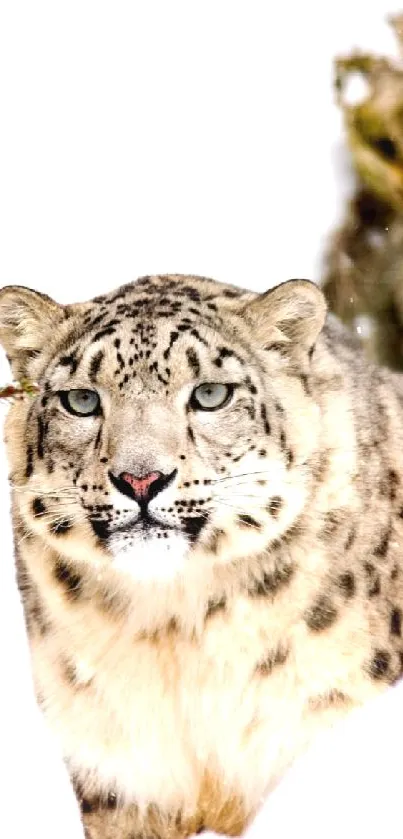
[120,471,162,499]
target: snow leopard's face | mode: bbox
[0,274,325,584]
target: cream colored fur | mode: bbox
[1,275,402,838]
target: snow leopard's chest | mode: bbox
[31,567,379,835]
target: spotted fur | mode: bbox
[2,274,403,838]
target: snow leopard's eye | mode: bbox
[59,389,101,417]
[190,383,233,411]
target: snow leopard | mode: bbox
[1,273,403,839]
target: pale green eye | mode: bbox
[190,383,233,411]
[60,389,101,417]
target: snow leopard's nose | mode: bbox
[108,468,177,504]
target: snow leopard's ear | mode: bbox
[0,285,67,377]
[240,279,327,355]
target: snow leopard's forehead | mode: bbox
[46,274,257,394]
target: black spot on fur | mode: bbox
[92,326,117,342]
[182,515,207,543]
[203,528,224,553]
[26,445,34,478]
[89,350,104,383]
[248,563,294,597]
[17,559,49,636]
[265,341,288,355]
[59,353,78,375]
[368,577,381,597]
[54,560,82,600]
[59,354,78,374]
[267,496,283,518]
[344,529,356,551]
[76,784,118,812]
[255,646,288,676]
[190,327,209,347]
[116,351,125,368]
[312,452,328,482]
[62,658,78,685]
[218,346,234,358]
[285,448,294,468]
[50,518,73,536]
[369,649,391,680]
[305,596,338,632]
[222,289,239,298]
[373,529,390,558]
[163,330,180,360]
[322,512,341,537]
[205,596,227,619]
[80,796,99,814]
[338,572,355,598]
[186,348,201,377]
[299,374,311,396]
[182,285,202,301]
[37,415,46,459]
[260,404,271,435]
[31,596,49,635]
[90,517,110,541]
[391,608,402,637]
[309,689,349,710]
[213,347,235,368]
[238,514,261,529]
[387,469,399,501]
[32,497,46,517]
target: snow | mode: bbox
[0,2,402,836]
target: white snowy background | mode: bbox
[1,2,403,837]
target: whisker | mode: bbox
[213,498,261,516]
[15,509,88,544]
[16,529,36,548]
[12,485,80,498]
[28,500,87,524]
[214,502,264,528]
[36,515,87,527]
[210,470,273,485]
[210,459,309,487]
[212,480,272,492]
[212,492,267,503]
